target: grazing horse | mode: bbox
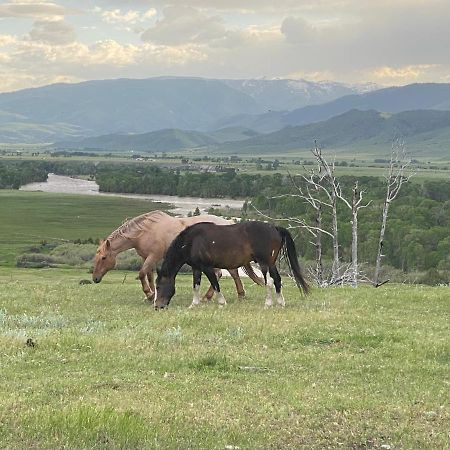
[92,210,262,301]
[155,221,310,309]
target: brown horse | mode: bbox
[155,221,310,309]
[92,210,262,301]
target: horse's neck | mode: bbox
[108,235,135,255]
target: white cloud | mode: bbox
[366,65,441,83]
[0,34,18,46]
[98,7,156,25]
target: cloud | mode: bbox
[97,7,156,25]
[141,5,245,48]
[0,34,18,46]
[1,0,450,93]
[368,64,440,83]
[28,20,76,45]
[0,2,71,19]
[281,16,315,44]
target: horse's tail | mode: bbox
[276,226,310,295]
[242,263,265,286]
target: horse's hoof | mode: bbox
[188,303,200,309]
[238,294,246,301]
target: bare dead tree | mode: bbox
[336,181,371,287]
[285,167,328,286]
[250,142,373,288]
[373,140,414,287]
[311,142,341,283]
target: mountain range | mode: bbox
[1,77,450,158]
[216,83,450,132]
[53,109,450,157]
[0,77,377,143]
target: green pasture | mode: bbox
[0,267,448,449]
[0,191,166,266]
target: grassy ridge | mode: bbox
[0,191,164,266]
[0,268,448,449]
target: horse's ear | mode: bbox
[105,239,111,249]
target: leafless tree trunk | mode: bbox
[337,181,371,287]
[373,141,414,287]
[283,168,330,286]
[311,142,341,283]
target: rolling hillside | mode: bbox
[52,126,261,152]
[218,109,450,156]
[217,83,450,133]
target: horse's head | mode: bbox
[92,239,116,283]
[155,269,176,309]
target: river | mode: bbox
[19,173,244,216]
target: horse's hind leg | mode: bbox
[189,268,203,308]
[203,267,226,306]
[202,269,221,302]
[139,256,156,301]
[269,266,285,307]
[228,268,246,299]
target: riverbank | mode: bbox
[20,173,244,215]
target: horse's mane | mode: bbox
[107,210,169,241]
[160,223,199,275]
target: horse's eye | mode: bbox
[101,256,106,260]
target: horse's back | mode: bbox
[182,221,283,267]
[180,214,231,228]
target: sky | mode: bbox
[0,0,449,93]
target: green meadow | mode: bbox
[0,268,449,449]
[0,190,165,266]
[0,189,449,449]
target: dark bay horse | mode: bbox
[155,221,310,309]
[92,210,262,302]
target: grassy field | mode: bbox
[0,191,165,266]
[0,267,448,449]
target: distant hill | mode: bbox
[0,77,378,143]
[216,83,450,133]
[52,126,262,152]
[218,109,450,156]
[0,77,263,143]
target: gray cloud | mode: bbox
[141,5,245,48]
[28,20,77,45]
[281,16,315,44]
[0,2,69,18]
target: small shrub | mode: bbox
[16,253,55,268]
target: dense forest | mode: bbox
[1,159,449,282]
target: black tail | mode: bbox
[276,227,310,295]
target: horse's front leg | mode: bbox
[202,269,221,302]
[203,267,226,306]
[228,268,245,300]
[139,256,156,302]
[189,268,202,308]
